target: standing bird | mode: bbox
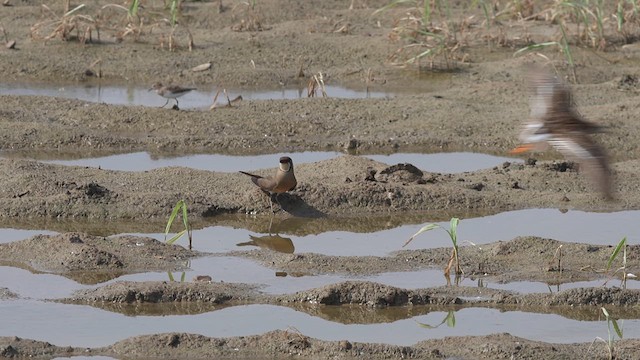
[511,66,613,200]
[240,156,297,212]
[149,83,196,109]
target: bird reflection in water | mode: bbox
[236,216,295,254]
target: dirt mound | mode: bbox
[0,232,197,283]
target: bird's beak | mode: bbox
[510,144,534,154]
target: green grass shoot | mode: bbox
[170,0,179,27]
[164,199,192,248]
[597,307,623,360]
[605,236,636,288]
[404,217,462,276]
[607,237,627,272]
[128,0,140,17]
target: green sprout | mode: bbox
[404,217,462,277]
[128,0,140,17]
[168,271,187,282]
[605,237,635,289]
[591,307,624,360]
[164,199,192,249]
[169,0,179,27]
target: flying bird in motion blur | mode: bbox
[240,156,297,212]
[511,66,613,200]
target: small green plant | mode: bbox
[404,217,462,277]
[605,236,636,289]
[128,0,140,17]
[164,199,193,249]
[169,0,179,27]
[589,307,624,360]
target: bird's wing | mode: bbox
[528,67,603,133]
[551,135,613,199]
[240,171,277,192]
[287,178,297,192]
[254,177,277,192]
[239,171,262,179]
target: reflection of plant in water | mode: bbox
[605,237,636,289]
[168,271,186,282]
[404,217,462,279]
[164,199,193,249]
[589,307,624,360]
[167,259,190,282]
[416,310,455,329]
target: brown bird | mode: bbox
[149,82,196,109]
[511,66,613,200]
[240,156,297,212]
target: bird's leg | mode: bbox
[259,190,273,213]
[161,98,170,108]
[267,214,274,235]
[274,193,284,213]
[269,195,275,213]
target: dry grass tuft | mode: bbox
[31,4,98,44]
[307,72,328,98]
[231,1,268,32]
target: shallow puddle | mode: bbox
[159,209,640,256]
[2,250,637,302]
[1,207,640,349]
[0,208,638,256]
[0,83,392,109]
[1,151,521,174]
[1,301,639,348]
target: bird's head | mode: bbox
[279,156,293,172]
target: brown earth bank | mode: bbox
[0,155,637,222]
[2,233,638,287]
[2,331,640,359]
[3,0,640,358]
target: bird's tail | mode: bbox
[239,171,263,179]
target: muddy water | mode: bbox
[155,209,640,255]
[0,152,638,350]
[2,205,640,349]
[3,300,640,348]
[0,83,393,109]
[1,151,521,174]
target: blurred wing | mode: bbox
[550,136,612,199]
[527,67,562,120]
